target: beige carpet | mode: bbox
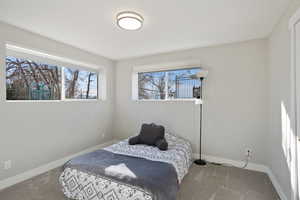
[0,164,280,200]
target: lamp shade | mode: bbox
[196,70,208,78]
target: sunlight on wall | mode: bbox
[281,101,297,196]
[281,102,291,169]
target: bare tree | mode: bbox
[138,73,166,99]
[66,69,79,98]
[138,69,198,99]
[6,57,61,100]
[86,72,93,99]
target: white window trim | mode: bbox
[5,43,106,102]
[132,61,202,102]
[6,44,101,70]
[132,60,202,73]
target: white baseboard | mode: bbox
[193,153,268,172]
[193,153,287,200]
[265,168,288,200]
[0,140,116,191]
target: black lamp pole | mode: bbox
[194,77,206,166]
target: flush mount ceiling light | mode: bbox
[117,11,144,30]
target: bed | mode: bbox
[59,133,193,200]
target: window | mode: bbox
[138,71,166,100]
[5,45,101,101]
[64,68,98,99]
[137,68,201,100]
[6,56,61,100]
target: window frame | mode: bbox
[132,62,202,102]
[5,44,105,103]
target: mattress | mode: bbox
[59,133,193,200]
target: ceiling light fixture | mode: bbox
[117,11,144,31]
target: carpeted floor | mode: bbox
[0,164,280,200]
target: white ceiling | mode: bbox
[0,0,290,60]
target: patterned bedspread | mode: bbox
[60,167,152,200]
[59,133,193,200]
[104,133,193,183]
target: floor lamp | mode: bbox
[194,70,208,166]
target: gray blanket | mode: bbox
[64,149,179,200]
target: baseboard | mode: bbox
[0,140,116,191]
[265,168,288,200]
[193,153,287,200]
[193,153,268,172]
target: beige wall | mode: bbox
[114,39,269,165]
[268,1,300,199]
[0,22,115,180]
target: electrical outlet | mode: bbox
[245,149,253,158]
[4,160,12,170]
[102,133,105,138]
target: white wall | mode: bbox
[0,21,115,181]
[114,39,269,165]
[268,1,300,199]
[1,4,297,198]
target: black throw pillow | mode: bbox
[155,138,168,151]
[139,123,165,146]
[129,136,140,145]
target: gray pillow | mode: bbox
[155,138,168,151]
[128,123,167,148]
[129,136,140,145]
[139,123,165,146]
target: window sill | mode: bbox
[6,99,102,103]
[133,99,203,104]
[62,99,99,102]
